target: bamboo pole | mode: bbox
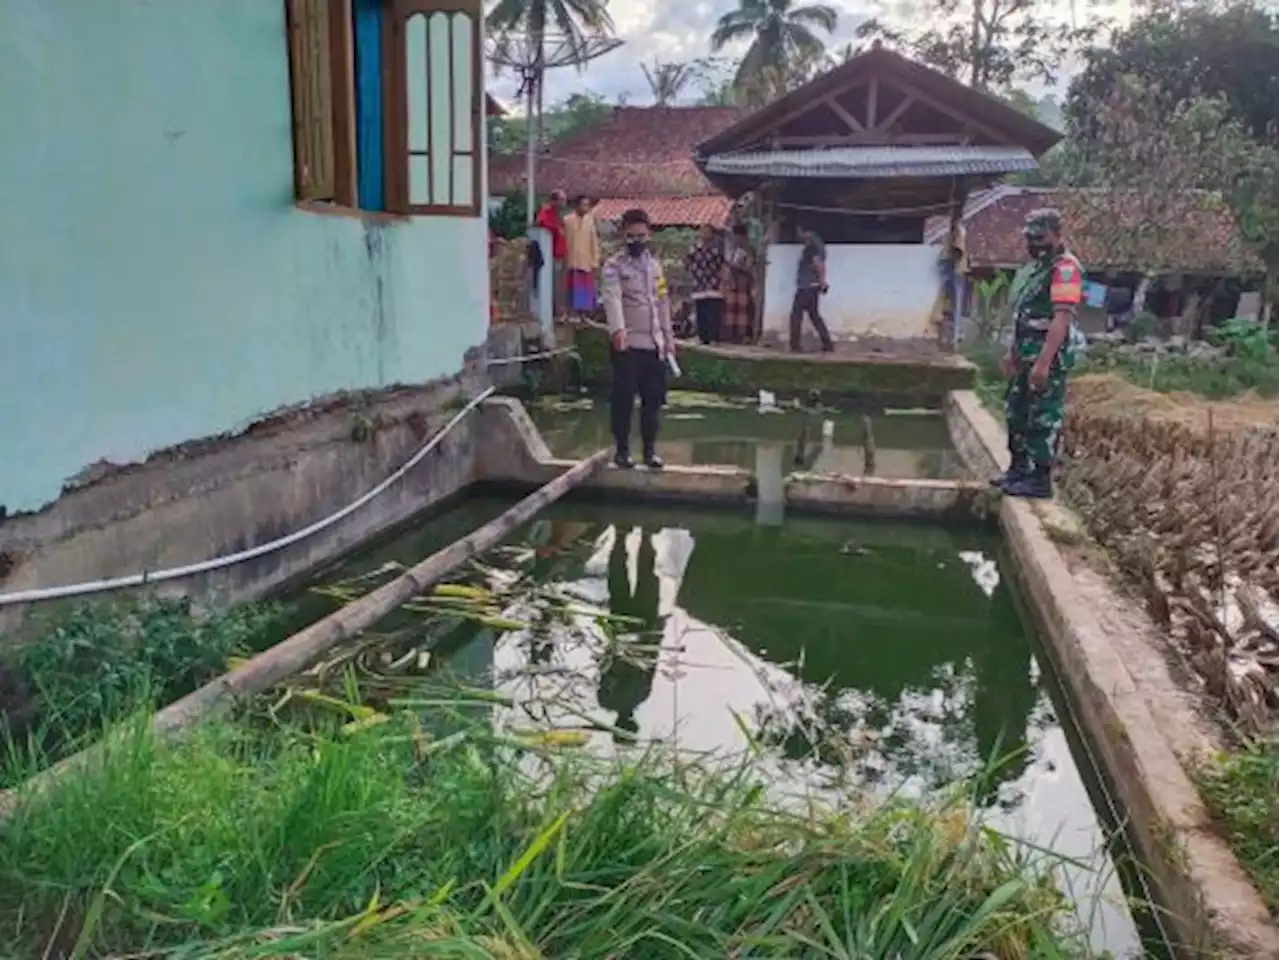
[0,450,610,821]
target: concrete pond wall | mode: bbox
[946,391,1277,960]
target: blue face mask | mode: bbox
[626,239,648,257]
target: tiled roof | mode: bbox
[927,186,1262,274]
[489,106,746,198]
[703,145,1036,179]
[592,196,732,227]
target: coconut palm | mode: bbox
[710,0,839,94]
[487,0,615,145]
[641,59,696,106]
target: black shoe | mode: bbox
[1003,472,1052,500]
[643,453,664,470]
[990,468,1024,490]
[613,451,635,469]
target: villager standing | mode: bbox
[685,225,726,344]
[721,222,756,344]
[994,208,1085,499]
[563,195,601,322]
[602,208,675,470]
[789,225,834,353]
[535,189,568,319]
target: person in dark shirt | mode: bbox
[790,225,834,353]
[685,225,726,344]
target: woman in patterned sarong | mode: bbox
[720,223,756,344]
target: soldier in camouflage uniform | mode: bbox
[993,208,1084,499]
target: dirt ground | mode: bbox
[1069,373,1279,433]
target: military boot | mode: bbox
[1003,468,1052,500]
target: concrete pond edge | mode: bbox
[474,395,999,523]
[945,389,1277,960]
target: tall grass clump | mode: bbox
[0,708,1094,959]
[0,598,282,786]
[1194,736,1279,913]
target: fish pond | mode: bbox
[528,392,971,481]
[288,494,1161,958]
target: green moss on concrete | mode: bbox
[574,326,974,406]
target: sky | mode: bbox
[485,0,1141,110]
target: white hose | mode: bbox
[0,386,496,608]
[485,346,577,367]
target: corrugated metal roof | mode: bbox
[702,145,1037,179]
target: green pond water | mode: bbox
[528,395,970,480]
[294,495,1161,958]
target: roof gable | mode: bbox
[695,47,1061,158]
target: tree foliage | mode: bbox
[641,59,697,105]
[1067,0,1279,144]
[488,93,613,154]
[1055,77,1271,274]
[853,0,1095,91]
[711,0,839,96]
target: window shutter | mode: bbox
[288,0,337,201]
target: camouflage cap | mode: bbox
[1024,207,1063,236]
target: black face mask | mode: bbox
[626,240,648,257]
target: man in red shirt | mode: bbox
[535,189,568,319]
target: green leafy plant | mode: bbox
[4,598,281,782]
[1195,737,1279,912]
[1207,316,1278,365]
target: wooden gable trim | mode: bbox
[746,77,869,147]
[884,76,1012,145]
[826,96,864,133]
[873,93,916,133]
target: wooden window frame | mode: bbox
[383,0,484,217]
[285,0,358,208]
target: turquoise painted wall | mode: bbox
[0,0,489,513]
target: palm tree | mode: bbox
[487,0,614,146]
[710,0,839,96]
[641,59,696,106]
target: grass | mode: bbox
[965,333,1279,405]
[0,700,1097,959]
[1072,351,1278,400]
[1,597,283,787]
[1194,736,1279,914]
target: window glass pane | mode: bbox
[451,15,474,153]
[405,14,429,156]
[452,154,473,206]
[428,12,452,203]
[409,154,431,205]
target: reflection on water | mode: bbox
[414,503,1142,958]
[530,400,969,480]
[295,497,1145,957]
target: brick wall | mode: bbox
[489,228,698,325]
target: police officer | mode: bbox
[993,209,1084,499]
[602,207,676,469]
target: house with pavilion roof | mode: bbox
[693,44,1061,348]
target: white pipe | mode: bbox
[485,346,577,367]
[0,387,497,608]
